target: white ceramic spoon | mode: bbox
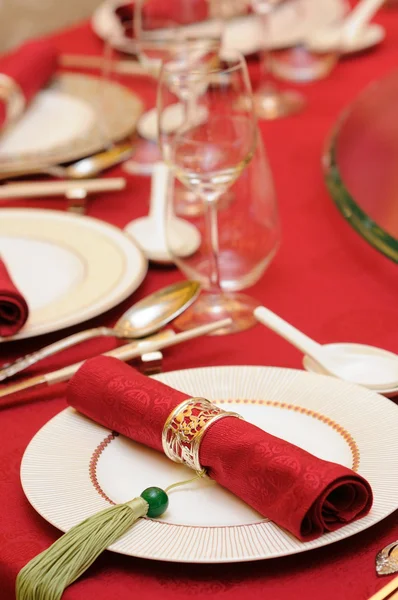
[306,0,386,53]
[125,162,201,263]
[254,306,398,391]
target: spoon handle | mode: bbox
[0,326,115,382]
[254,306,323,358]
[0,318,232,400]
[149,162,173,248]
[343,0,385,38]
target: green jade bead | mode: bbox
[140,487,169,518]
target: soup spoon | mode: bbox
[0,280,200,381]
[125,162,201,263]
[306,0,385,53]
[254,306,398,391]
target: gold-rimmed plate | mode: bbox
[0,208,147,341]
[20,366,398,563]
[0,72,143,174]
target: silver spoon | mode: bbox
[0,142,135,181]
[0,280,200,381]
[254,306,398,391]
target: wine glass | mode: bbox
[158,49,280,333]
[133,0,228,215]
[102,1,226,176]
[250,0,305,119]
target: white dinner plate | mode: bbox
[0,73,143,175]
[21,366,398,563]
[92,0,351,56]
[0,208,147,341]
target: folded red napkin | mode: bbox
[67,356,372,540]
[0,258,29,336]
[0,39,57,129]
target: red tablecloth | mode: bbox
[1,7,398,600]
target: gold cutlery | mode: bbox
[0,142,135,181]
[367,574,398,599]
[0,318,232,399]
[377,541,398,576]
[0,280,200,381]
[0,177,126,200]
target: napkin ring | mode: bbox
[162,397,242,472]
[0,74,26,127]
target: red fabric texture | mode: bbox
[0,39,57,128]
[0,258,29,336]
[0,5,398,599]
[67,355,372,541]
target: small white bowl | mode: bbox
[303,342,398,398]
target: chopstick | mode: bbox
[0,318,232,399]
[60,54,152,77]
[0,178,126,199]
[367,576,398,600]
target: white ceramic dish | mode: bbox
[21,365,398,563]
[303,343,398,398]
[0,208,147,341]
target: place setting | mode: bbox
[1,1,398,600]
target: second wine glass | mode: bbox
[251,0,305,119]
[158,49,279,333]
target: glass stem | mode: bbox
[186,94,197,128]
[258,10,276,93]
[204,197,222,291]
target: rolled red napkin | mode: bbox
[0,258,29,336]
[67,355,372,540]
[0,39,57,129]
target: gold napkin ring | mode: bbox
[0,74,26,127]
[162,397,242,472]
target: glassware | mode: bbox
[250,0,305,119]
[102,2,226,178]
[158,49,280,333]
[133,0,228,216]
[269,45,338,84]
[134,0,224,69]
[324,68,398,263]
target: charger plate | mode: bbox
[0,208,147,341]
[0,72,143,174]
[20,366,398,563]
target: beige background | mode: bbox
[0,0,102,52]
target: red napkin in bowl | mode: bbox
[67,356,373,541]
[0,258,29,337]
[115,0,249,34]
[116,0,211,27]
[0,39,57,129]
